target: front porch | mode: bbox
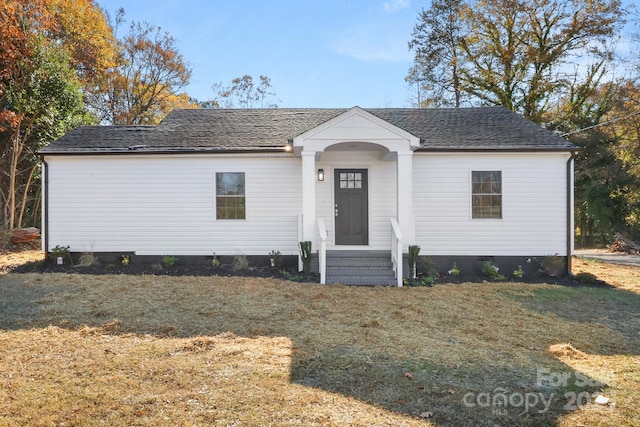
[293,107,420,287]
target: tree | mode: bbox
[87,11,195,125]
[209,75,278,108]
[408,0,624,122]
[1,0,110,233]
[1,39,90,231]
[406,0,466,107]
[1,0,53,129]
[48,0,118,81]
[1,2,195,235]
[547,68,640,245]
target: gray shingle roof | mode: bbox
[40,106,577,154]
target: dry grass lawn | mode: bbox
[0,251,639,426]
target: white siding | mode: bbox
[46,154,302,255]
[316,151,397,250]
[46,150,571,257]
[413,152,570,256]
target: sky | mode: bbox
[95,0,425,108]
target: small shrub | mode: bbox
[77,252,99,267]
[212,254,221,267]
[482,260,506,281]
[575,271,599,284]
[421,276,435,286]
[121,255,130,266]
[232,254,249,271]
[417,256,439,280]
[50,245,70,263]
[162,255,178,268]
[404,276,434,287]
[106,263,116,271]
[281,270,306,282]
[513,265,524,279]
[50,244,70,256]
[448,263,460,276]
[151,262,163,271]
[539,255,565,277]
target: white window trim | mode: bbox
[469,170,503,220]
[215,172,247,221]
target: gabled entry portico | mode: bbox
[293,107,420,284]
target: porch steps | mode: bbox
[325,250,398,286]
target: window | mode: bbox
[216,172,245,219]
[472,171,502,219]
[339,172,362,189]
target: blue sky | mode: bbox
[96,0,424,108]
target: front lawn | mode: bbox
[0,253,638,426]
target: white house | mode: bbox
[40,106,579,285]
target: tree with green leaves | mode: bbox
[408,0,623,122]
[1,40,90,231]
[547,67,640,245]
[1,0,99,232]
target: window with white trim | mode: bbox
[216,172,245,219]
[471,171,502,219]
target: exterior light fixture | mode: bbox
[317,169,324,181]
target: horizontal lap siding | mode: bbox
[413,152,569,256]
[46,154,302,255]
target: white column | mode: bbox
[301,150,316,243]
[397,152,414,247]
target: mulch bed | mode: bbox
[13,256,319,282]
[11,257,611,289]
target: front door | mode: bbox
[334,169,368,245]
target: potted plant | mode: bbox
[299,241,312,275]
[269,250,281,267]
[50,245,70,265]
[408,245,420,279]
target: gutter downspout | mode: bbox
[41,156,49,256]
[567,151,576,275]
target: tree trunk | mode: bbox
[17,164,37,229]
[453,54,460,108]
[7,125,23,231]
[31,185,41,228]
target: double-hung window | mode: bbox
[216,172,245,220]
[471,171,502,219]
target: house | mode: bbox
[39,106,579,285]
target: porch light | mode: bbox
[317,169,324,181]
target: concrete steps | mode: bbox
[325,251,398,286]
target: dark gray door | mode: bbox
[334,169,368,245]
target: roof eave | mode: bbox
[415,146,582,153]
[39,146,294,156]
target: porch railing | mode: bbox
[318,218,328,284]
[297,214,303,272]
[390,218,403,287]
